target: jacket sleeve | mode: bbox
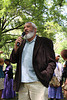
[10,49,19,63]
[10,39,25,64]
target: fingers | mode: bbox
[16,36,22,44]
[15,36,22,46]
[14,36,22,52]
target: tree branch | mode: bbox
[2,23,24,34]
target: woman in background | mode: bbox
[2,59,16,99]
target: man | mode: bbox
[10,22,56,100]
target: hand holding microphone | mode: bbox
[14,32,25,52]
[17,32,25,46]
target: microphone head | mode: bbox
[22,32,26,37]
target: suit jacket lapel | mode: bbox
[33,36,42,58]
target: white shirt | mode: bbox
[21,36,39,83]
[54,62,63,82]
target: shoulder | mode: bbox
[37,36,52,43]
[37,36,53,49]
[9,64,12,69]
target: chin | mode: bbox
[24,32,35,39]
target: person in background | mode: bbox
[61,49,67,61]
[10,22,56,100]
[2,59,16,99]
[61,49,67,99]
[0,58,4,100]
[48,54,63,100]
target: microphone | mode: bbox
[17,32,26,46]
[22,32,26,37]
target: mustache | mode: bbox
[25,30,28,32]
[25,30,34,33]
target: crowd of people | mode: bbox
[0,22,67,100]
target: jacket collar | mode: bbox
[33,36,42,58]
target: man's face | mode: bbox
[24,23,36,39]
[24,23,34,34]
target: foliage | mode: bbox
[0,0,67,58]
[54,32,67,63]
[41,22,63,42]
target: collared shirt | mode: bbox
[21,36,39,82]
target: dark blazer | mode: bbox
[10,36,56,92]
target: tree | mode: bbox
[0,0,67,57]
[0,0,45,48]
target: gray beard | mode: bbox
[24,31,35,40]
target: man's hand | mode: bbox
[14,36,22,52]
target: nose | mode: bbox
[24,26,28,31]
[24,27,28,34]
